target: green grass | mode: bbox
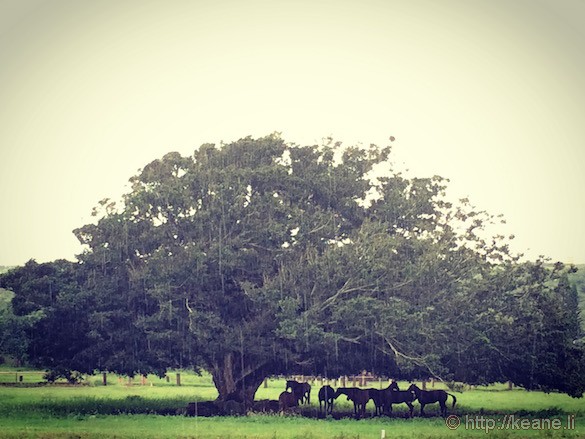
[1,368,584,438]
[1,414,584,439]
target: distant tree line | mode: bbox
[568,265,585,330]
[1,135,583,399]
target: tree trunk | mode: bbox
[210,353,267,406]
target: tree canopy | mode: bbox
[1,134,583,400]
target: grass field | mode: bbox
[1,368,584,438]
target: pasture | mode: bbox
[0,368,584,438]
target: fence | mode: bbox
[0,371,515,390]
[0,371,47,384]
[0,371,184,386]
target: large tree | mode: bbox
[2,134,583,400]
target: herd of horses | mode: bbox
[280,380,457,419]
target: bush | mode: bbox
[445,381,465,392]
[43,368,84,384]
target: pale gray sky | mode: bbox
[1,0,584,266]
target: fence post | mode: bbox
[264,377,268,388]
[422,380,427,390]
[176,373,181,386]
[102,372,107,386]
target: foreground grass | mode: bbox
[1,369,585,438]
[1,413,584,439]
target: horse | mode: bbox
[382,381,416,417]
[366,388,386,416]
[334,387,370,419]
[278,390,298,413]
[318,385,336,415]
[407,383,457,417]
[286,380,311,405]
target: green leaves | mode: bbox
[2,134,582,398]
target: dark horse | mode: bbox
[318,385,335,415]
[382,381,416,417]
[286,380,311,405]
[278,390,298,413]
[407,384,457,417]
[334,387,370,419]
[366,388,386,416]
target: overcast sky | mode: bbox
[1,0,584,267]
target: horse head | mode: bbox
[389,380,400,391]
[407,383,420,397]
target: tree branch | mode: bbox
[320,279,379,312]
[376,332,445,382]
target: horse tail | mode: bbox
[449,393,457,408]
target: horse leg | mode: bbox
[420,403,425,417]
[406,402,414,418]
[440,401,447,417]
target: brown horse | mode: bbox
[278,390,298,413]
[286,380,311,405]
[318,385,335,415]
[383,381,416,417]
[407,384,457,417]
[334,387,370,419]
